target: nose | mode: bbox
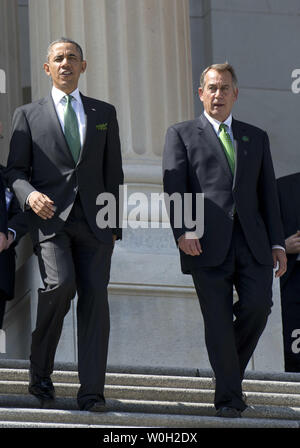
[61,57,70,67]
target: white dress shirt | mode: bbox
[51,86,86,147]
[204,111,235,145]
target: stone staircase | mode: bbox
[0,359,300,428]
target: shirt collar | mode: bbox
[204,111,232,134]
[51,86,82,106]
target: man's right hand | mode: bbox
[28,191,55,220]
[285,231,300,254]
[178,233,202,256]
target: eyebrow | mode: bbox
[207,83,230,86]
[207,83,230,89]
[53,52,79,59]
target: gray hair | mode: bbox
[47,37,84,61]
[200,62,238,89]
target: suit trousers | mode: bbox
[0,298,5,329]
[281,263,300,372]
[30,196,113,407]
[0,247,16,329]
[191,216,273,411]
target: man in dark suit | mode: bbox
[277,172,300,372]
[6,38,123,411]
[163,63,287,418]
[0,122,28,332]
[0,161,28,334]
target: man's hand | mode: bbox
[285,231,300,254]
[272,248,287,278]
[0,232,8,253]
[178,233,202,256]
[28,191,55,220]
[6,231,14,249]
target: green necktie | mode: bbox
[63,95,81,163]
[219,123,235,174]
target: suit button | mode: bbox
[228,211,234,219]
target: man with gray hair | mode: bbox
[6,38,123,411]
[163,62,287,418]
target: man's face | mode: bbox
[44,42,87,94]
[198,69,238,122]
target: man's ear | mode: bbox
[81,61,87,74]
[234,87,239,101]
[198,87,204,102]
[43,62,51,77]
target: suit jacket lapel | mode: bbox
[293,174,300,229]
[197,114,233,182]
[44,94,76,166]
[79,94,98,164]
[231,118,248,189]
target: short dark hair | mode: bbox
[200,62,238,89]
[47,37,84,61]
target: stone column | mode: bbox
[28,0,203,369]
[29,0,193,189]
[0,0,33,360]
[0,0,23,164]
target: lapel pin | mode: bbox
[96,123,108,131]
[242,135,249,142]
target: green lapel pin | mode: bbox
[96,123,108,131]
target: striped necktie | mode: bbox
[219,123,235,174]
[63,95,81,163]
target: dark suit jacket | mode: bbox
[277,172,300,288]
[6,93,123,247]
[0,173,7,236]
[0,165,28,300]
[163,113,285,274]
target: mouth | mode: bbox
[213,103,224,108]
[60,71,73,77]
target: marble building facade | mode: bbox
[1,0,300,372]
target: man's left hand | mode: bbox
[272,248,287,278]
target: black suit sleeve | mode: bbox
[103,106,124,239]
[257,132,285,248]
[7,194,28,244]
[1,164,28,244]
[163,126,190,242]
[6,107,36,210]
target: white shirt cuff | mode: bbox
[272,245,285,252]
[8,228,16,240]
